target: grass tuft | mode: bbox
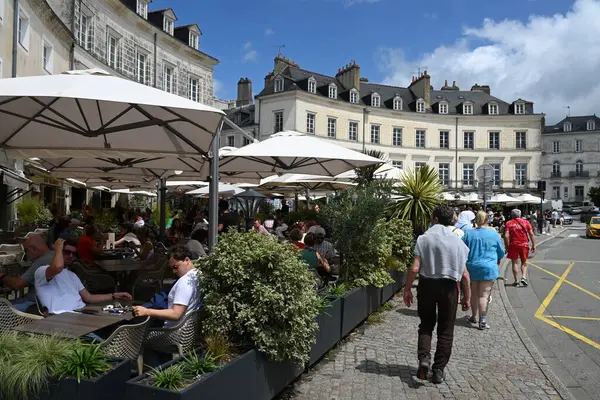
[148,364,186,391]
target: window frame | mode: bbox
[106,31,121,70]
[348,121,358,141]
[137,0,148,18]
[370,124,380,144]
[514,102,525,115]
[78,11,93,51]
[415,129,426,148]
[328,84,337,99]
[393,96,402,111]
[463,102,473,115]
[438,102,448,114]
[227,135,235,147]
[163,17,174,35]
[439,130,449,149]
[392,127,402,147]
[189,32,199,49]
[552,161,560,174]
[489,131,500,150]
[516,131,527,149]
[575,139,583,153]
[515,163,528,186]
[349,89,359,104]
[575,160,584,174]
[306,112,316,135]
[563,122,572,132]
[135,50,148,85]
[463,131,474,149]
[392,161,403,169]
[42,39,53,74]
[371,93,380,108]
[488,103,499,115]
[274,111,283,133]
[307,77,317,94]
[552,186,560,200]
[491,164,501,187]
[463,163,475,186]
[552,141,560,153]
[17,7,30,51]
[438,163,450,186]
[416,100,425,113]
[587,120,595,131]
[189,76,200,102]
[163,64,176,94]
[327,117,337,138]
[274,77,284,93]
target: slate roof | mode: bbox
[257,64,534,115]
[225,105,256,128]
[543,115,600,134]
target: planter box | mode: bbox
[390,270,404,293]
[380,283,394,305]
[366,286,381,314]
[340,287,368,338]
[308,296,343,367]
[126,349,302,400]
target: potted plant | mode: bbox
[382,219,414,302]
[16,197,51,232]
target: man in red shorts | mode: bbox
[504,209,536,287]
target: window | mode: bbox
[576,139,583,152]
[415,162,426,172]
[274,77,284,93]
[489,103,499,115]
[515,163,528,186]
[307,77,316,94]
[565,187,570,199]
[274,111,283,133]
[489,131,500,150]
[552,161,561,176]
[576,160,584,174]
[350,89,359,104]
[42,42,53,73]
[106,34,120,70]
[463,131,474,149]
[550,141,559,153]
[392,161,403,169]
[587,120,595,130]
[348,121,358,141]
[491,164,501,187]
[189,32,199,49]
[514,102,525,115]
[227,136,235,147]
[327,118,336,138]
[306,113,315,134]
[163,18,174,35]
[463,164,474,186]
[189,77,199,102]
[78,13,92,50]
[370,125,380,144]
[328,84,337,99]
[463,103,473,115]
[516,131,527,149]
[438,163,450,186]
[393,97,402,111]
[439,131,449,149]
[17,9,30,50]
[137,0,148,18]
[439,102,448,114]
[416,100,425,113]
[135,52,147,84]
[416,130,426,148]
[392,128,402,147]
[371,93,380,108]
[563,122,572,132]
[163,65,175,93]
[552,186,560,200]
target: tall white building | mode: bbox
[250,56,544,192]
[542,115,600,203]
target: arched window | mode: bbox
[575,160,584,173]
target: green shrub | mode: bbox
[197,231,321,364]
[95,208,119,232]
[385,219,414,272]
[147,364,186,391]
[16,197,51,227]
[58,343,111,383]
[152,202,172,227]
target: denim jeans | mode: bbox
[11,299,36,312]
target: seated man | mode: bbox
[132,248,200,327]
[77,225,105,263]
[35,238,131,314]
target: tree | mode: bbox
[588,187,600,205]
[353,149,386,187]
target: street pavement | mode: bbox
[506,223,600,400]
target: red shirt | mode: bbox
[505,218,532,247]
[293,241,305,249]
[77,235,96,263]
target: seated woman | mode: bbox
[113,223,141,247]
[134,227,154,261]
[301,233,334,281]
[77,225,105,264]
[289,228,305,248]
[167,218,183,245]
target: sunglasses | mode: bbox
[62,249,77,256]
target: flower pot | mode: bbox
[126,349,303,400]
[381,283,394,305]
[340,287,368,338]
[308,296,343,367]
[366,285,381,314]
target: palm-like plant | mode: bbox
[388,165,442,234]
[353,149,386,186]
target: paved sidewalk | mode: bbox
[281,285,564,400]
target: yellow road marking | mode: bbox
[543,315,600,321]
[528,262,600,302]
[533,262,600,351]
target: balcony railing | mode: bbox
[446,180,537,190]
[569,171,590,178]
[550,171,562,178]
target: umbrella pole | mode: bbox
[159,178,167,242]
[208,121,224,249]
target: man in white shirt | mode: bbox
[34,238,132,314]
[133,248,200,327]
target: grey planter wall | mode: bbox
[308,296,343,367]
[340,287,368,338]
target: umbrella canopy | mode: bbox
[334,164,403,181]
[488,193,518,204]
[219,131,382,176]
[0,69,224,160]
[440,192,460,202]
[66,176,157,189]
[185,183,244,197]
[258,173,354,192]
[110,188,157,197]
[513,193,542,204]
[457,192,483,204]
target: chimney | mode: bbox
[408,70,431,108]
[236,77,252,107]
[335,60,360,90]
[264,72,273,89]
[274,55,299,75]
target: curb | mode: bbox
[498,228,574,400]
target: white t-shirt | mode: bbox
[34,266,86,314]
[165,269,201,328]
[185,240,206,258]
[122,232,141,246]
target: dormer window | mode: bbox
[488,103,498,115]
[439,102,448,114]
[328,84,337,99]
[350,89,359,104]
[514,102,525,114]
[463,102,473,115]
[307,77,316,94]
[189,32,199,49]
[371,93,380,108]
[416,99,425,113]
[393,96,402,111]
[564,122,572,132]
[274,76,284,93]
[163,18,174,35]
[587,120,595,130]
[136,0,148,19]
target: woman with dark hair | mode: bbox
[301,232,333,280]
[135,227,155,260]
[113,223,141,247]
[167,218,183,245]
[289,228,305,249]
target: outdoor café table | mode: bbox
[96,249,133,261]
[96,259,147,291]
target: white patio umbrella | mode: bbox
[258,173,355,192]
[488,193,519,204]
[333,164,404,181]
[219,131,383,177]
[440,192,459,202]
[513,193,542,204]
[185,183,244,197]
[457,193,483,204]
[110,188,157,197]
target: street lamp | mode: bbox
[234,189,266,230]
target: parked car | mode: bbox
[561,205,581,215]
[586,216,600,238]
[562,213,573,225]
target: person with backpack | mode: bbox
[504,209,536,287]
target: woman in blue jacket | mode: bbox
[462,211,505,330]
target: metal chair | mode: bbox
[72,260,117,293]
[0,264,26,299]
[145,310,200,357]
[99,317,150,375]
[0,244,25,265]
[0,298,43,330]
[131,253,167,300]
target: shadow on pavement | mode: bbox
[355,359,421,388]
[396,308,419,317]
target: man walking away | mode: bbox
[403,206,471,384]
[504,209,536,287]
[551,209,559,228]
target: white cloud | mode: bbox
[242,42,258,62]
[265,28,274,36]
[379,0,600,122]
[243,41,252,50]
[213,79,224,98]
[344,0,379,8]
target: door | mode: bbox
[575,186,585,202]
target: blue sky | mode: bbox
[150,0,597,122]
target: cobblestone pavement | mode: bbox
[282,284,563,400]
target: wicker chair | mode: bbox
[0,298,43,330]
[131,253,167,300]
[99,317,150,375]
[145,310,200,357]
[72,260,117,294]
[1,264,26,299]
